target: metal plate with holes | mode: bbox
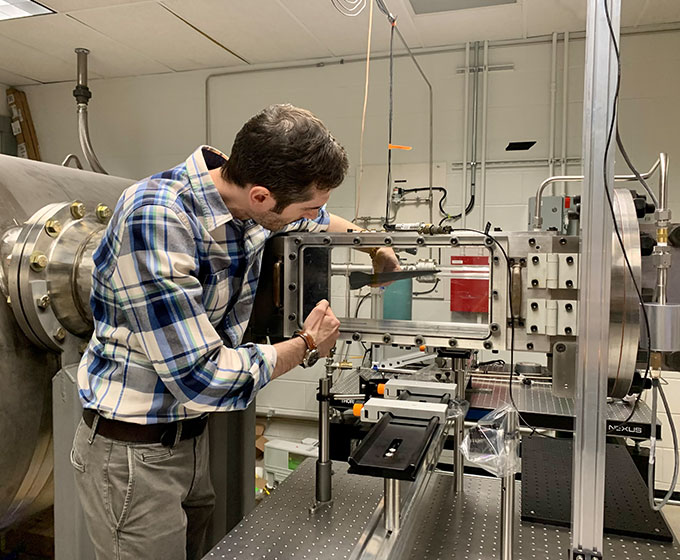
[522,437,673,542]
[204,461,680,559]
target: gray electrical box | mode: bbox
[528,195,568,233]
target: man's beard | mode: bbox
[250,209,289,232]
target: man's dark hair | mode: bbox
[222,104,349,213]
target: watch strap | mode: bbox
[293,330,317,351]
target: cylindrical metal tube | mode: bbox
[75,47,89,87]
[384,478,400,533]
[453,357,466,495]
[77,105,108,175]
[500,409,518,560]
[316,375,332,503]
[659,152,669,212]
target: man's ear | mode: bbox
[249,185,275,209]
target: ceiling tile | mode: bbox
[0,67,39,86]
[523,0,585,36]
[162,0,333,63]
[71,3,245,71]
[0,32,74,82]
[634,0,680,27]
[0,13,171,79]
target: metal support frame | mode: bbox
[570,0,620,557]
[313,359,334,509]
[453,358,466,495]
[384,479,400,533]
[500,409,518,560]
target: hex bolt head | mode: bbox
[45,219,62,237]
[37,294,51,309]
[531,302,539,311]
[54,327,66,342]
[531,279,539,287]
[566,280,574,288]
[95,204,112,222]
[29,251,48,271]
[532,256,539,265]
[530,325,538,333]
[565,303,573,312]
[70,201,86,219]
[566,256,574,265]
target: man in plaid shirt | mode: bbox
[71,104,399,560]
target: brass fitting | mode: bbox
[70,201,86,220]
[29,251,48,271]
[45,219,62,237]
[54,327,66,342]
[96,204,112,223]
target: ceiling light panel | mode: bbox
[0,0,52,21]
[409,0,516,15]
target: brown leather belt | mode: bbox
[82,409,208,447]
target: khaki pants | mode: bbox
[71,418,215,560]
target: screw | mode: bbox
[531,279,539,287]
[527,343,534,350]
[565,303,573,312]
[383,333,392,344]
[519,258,526,266]
[29,251,48,271]
[416,236,425,245]
[493,256,499,264]
[414,336,424,345]
[484,237,493,246]
[322,236,331,245]
[529,238,536,246]
[294,237,302,245]
[288,283,296,291]
[288,253,297,261]
[530,325,538,333]
[352,332,361,341]
[95,204,112,222]
[70,201,86,219]
[384,237,393,246]
[54,327,66,342]
[531,302,539,311]
[45,219,62,237]
[566,280,574,288]
[353,237,361,245]
[492,290,499,299]
[532,256,539,264]
[288,313,296,321]
[490,323,500,333]
[566,256,574,265]
[450,237,459,246]
[483,341,493,349]
[448,338,458,347]
[560,237,567,245]
[565,327,573,335]
[37,295,50,309]
[555,343,566,352]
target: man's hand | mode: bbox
[371,247,401,274]
[302,299,340,357]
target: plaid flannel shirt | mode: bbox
[77,146,329,424]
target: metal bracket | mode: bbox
[572,549,603,560]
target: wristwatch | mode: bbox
[293,330,320,368]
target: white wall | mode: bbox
[21,31,680,440]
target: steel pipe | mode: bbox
[384,478,400,533]
[500,410,518,560]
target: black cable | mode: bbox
[439,193,475,226]
[616,128,659,208]
[601,0,652,430]
[413,277,440,296]
[397,186,448,218]
[355,292,371,317]
[452,226,557,439]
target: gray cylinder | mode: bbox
[0,155,132,528]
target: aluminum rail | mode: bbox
[532,155,663,230]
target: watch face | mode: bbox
[304,349,320,368]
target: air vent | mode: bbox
[409,0,516,15]
[506,141,536,151]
